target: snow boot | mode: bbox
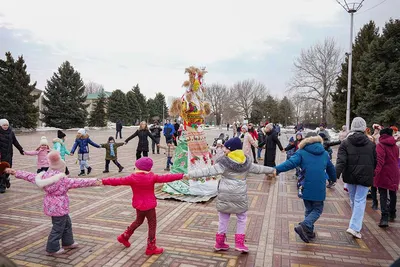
[78,170,85,176]
[390,212,397,222]
[234,234,249,253]
[87,166,92,175]
[145,238,164,255]
[371,200,379,210]
[214,233,229,251]
[117,227,134,248]
[379,214,389,228]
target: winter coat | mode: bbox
[163,123,175,139]
[52,138,70,161]
[24,148,50,169]
[336,132,376,187]
[116,121,123,131]
[15,170,98,216]
[284,139,303,153]
[275,136,336,201]
[0,127,24,164]
[71,134,100,154]
[102,172,183,211]
[263,129,284,167]
[242,132,256,157]
[249,130,258,141]
[374,134,400,191]
[101,143,124,160]
[317,129,331,141]
[125,129,158,152]
[174,123,180,137]
[150,124,162,138]
[188,150,274,214]
[257,129,265,144]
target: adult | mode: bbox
[317,123,330,141]
[339,125,349,142]
[236,124,242,138]
[370,124,382,209]
[0,119,24,193]
[173,120,180,146]
[263,123,284,167]
[232,122,237,137]
[374,128,400,227]
[248,123,259,163]
[163,120,175,144]
[336,117,376,239]
[125,121,159,160]
[257,126,265,160]
[149,121,162,154]
[226,123,230,132]
[116,120,123,139]
[241,126,257,160]
[274,124,281,136]
[372,124,382,144]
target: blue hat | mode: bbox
[289,137,294,142]
[224,137,242,151]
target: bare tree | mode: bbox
[85,81,104,94]
[231,79,267,119]
[288,37,342,122]
[204,83,229,125]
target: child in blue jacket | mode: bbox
[275,132,336,243]
[70,129,100,176]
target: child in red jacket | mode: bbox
[101,157,185,255]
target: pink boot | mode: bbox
[215,233,230,251]
[235,234,249,253]
[117,227,134,248]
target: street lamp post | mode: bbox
[336,0,364,131]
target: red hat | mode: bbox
[391,126,398,132]
[135,157,153,172]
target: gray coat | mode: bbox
[188,155,274,214]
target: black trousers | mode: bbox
[47,214,74,253]
[116,130,122,139]
[379,187,397,216]
[152,137,160,154]
[0,159,12,189]
[136,151,148,160]
[37,167,49,173]
[105,159,122,171]
[251,146,257,163]
[371,186,378,203]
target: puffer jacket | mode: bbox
[336,131,376,187]
[24,148,50,169]
[188,151,274,214]
[53,138,70,160]
[71,134,100,154]
[0,127,24,164]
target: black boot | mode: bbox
[372,200,379,210]
[0,185,5,194]
[390,212,397,222]
[379,214,389,228]
[87,166,92,175]
[103,170,109,173]
[118,166,124,173]
[78,170,85,176]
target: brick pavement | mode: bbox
[0,129,400,267]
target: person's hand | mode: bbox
[95,179,103,186]
[124,142,128,145]
[5,168,16,175]
[70,153,74,156]
[183,175,189,180]
[157,144,160,147]
[272,169,277,177]
[281,150,285,153]
[20,150,24,155]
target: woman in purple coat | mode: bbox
[374,127,400,228]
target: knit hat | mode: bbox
[47,151,66,172]
[318,133,327,140]
[351,117,367,132]
[108,136,115,142]
[57,130,66,139]
[0,119,9,126]
[296,132,303,138]
[241,125,248,132]
[305,132,318,138]
[380,128,393,136]
[78,128,86,135]
[40,136,48,146]
[319,123,326,128]
[224,137,242,151]
[135,157,153,172]
[390,126,398,132]
[289,137,294,142]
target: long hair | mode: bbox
[139,121,148,131]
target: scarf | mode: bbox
[110,144,115,157]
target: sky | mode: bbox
[0,0,398,102]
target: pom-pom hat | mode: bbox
[47,151,66,172]
[224,137,242,151]
[40,136,48,146]
[135,157,153,172]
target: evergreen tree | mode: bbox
[132,84,148,121]
[0,52,39,128]
[250,99,264,124]
[107,89,129,123]
[332,21,379,127]
[355,19,400,125]
[278,97,294,125]
[264,95,279,123]
[126,90,140,125]
[147,98,157,120]
[153,93,168,119]
[42,61,88,128]
[88,90,107,127]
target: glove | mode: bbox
[20,150,24,155]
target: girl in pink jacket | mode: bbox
[101,157,185,255]
[24,136,51,173]
[5,151,101,256]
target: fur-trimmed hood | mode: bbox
[216,154,252,173]
[53,138,62,144]
[76,134,89,139]
[298,135,325,155]
[35,171,64,188]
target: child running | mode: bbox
[70,129,100,176]
[5,151,101,255]
[53,130,71,174]
[159,140,176,171]
[101,157,185,255]
[187,137,275,253]
[24,136,51,173]
[100,137,124,173]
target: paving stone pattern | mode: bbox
[1,129,400,267]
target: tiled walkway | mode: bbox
[0,129,399,267]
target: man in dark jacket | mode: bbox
[150,121,162,154]
[263,123,284,167]
[0,119,24,193]
[116,120,123,139]
[173,120,180,146]
[336,117,376,239]
[163,120,175,144]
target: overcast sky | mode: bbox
[0,0,398,100]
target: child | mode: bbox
[187,137,275,253]
[319,133,341,188]
[5,151,100,255]
[159,140,176,171]
[53,130,71,175]
[24,136,51,173]
[101,157,185,255]
[100,137,124,173]
[70,129,100,176]
[285,137,295,160]
[210,140,224,161]
[284,132,304,179]
[275,132,336,243]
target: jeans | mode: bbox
[152,137,160,154]
[347,184,369,232]
[218,212,247,234]
[47,214,74,253]
[302,200,324,232]
[79,160,90,171]
[379,188,397,216]
[166,157,173,168]
[257,148,262,158]
[136,151,148,160]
